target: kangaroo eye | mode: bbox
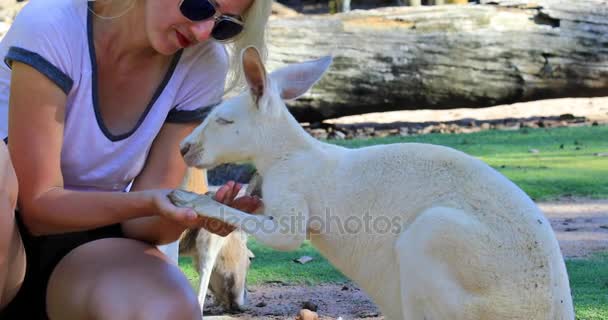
[216,117,234,125]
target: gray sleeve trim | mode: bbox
[166,102,219,123]
[4,46,73,95]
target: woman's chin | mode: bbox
[151,38,181,56]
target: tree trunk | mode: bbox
[266,0,608,122]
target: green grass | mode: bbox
[245,240,347,285]
[179,125,608,318]
[179,256,200,288]
[333,125,608,201]
[567,253,608,320]
[179,240,347,288]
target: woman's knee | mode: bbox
[87,263,201,320]
[86,282,200,320]
[0,139,21,307]
[95,288,201,320]
[139,296,201,320]
[0,202,25,309]
[0,142,18,207]
[47,238,200,320]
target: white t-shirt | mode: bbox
[0,0,228,192]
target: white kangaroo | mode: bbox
[174,47,574,319]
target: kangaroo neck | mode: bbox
[253,121,320,175]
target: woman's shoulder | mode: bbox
[0,0,88,95]
[180,42,229,76]
[169,42,230,111]
[13,0,85,32]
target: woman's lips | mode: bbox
[176,31,192,48]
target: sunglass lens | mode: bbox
[180,0,215,21]
[211,19,243,41]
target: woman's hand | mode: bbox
[146,189,229,235]
[146,189,200,224]
[214,180,262,213]
[204,181,263,236]
[145,181,263,237]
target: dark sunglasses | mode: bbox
[179,0,245,42]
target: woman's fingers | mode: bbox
[214,181,243,205]
[228,182,243,202]
[214,184,228,203]
[176,207,198,222]
[158,196,198,223]
[232,196,263,213]
[150,190,198,224]
[185,181,262,236]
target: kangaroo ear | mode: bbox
[241,46,268,105]
[269,56,332,100]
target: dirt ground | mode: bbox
[205,98,608,320]
[312,97,608,139]
[539,197,608,259]
[325,97,608,125]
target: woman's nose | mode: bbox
[190,19,215,42]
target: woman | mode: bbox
[0,0,271,318]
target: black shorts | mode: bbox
[0,212,123,320]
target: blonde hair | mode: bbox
[223,0,272,95]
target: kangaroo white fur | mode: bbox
[179,47,574,319]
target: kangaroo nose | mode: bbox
[180,143,191,157]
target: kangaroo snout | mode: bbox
[179,141,203,167]
[179,143,191,157]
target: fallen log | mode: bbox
[266,0,608,122]
[271,1,300,17]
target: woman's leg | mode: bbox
[46,238,201,320]
[0,216,25,311]
[0,141,25,310]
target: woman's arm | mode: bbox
[8,62,195,236]
[121,121,263,245]
[120,121,200,245]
